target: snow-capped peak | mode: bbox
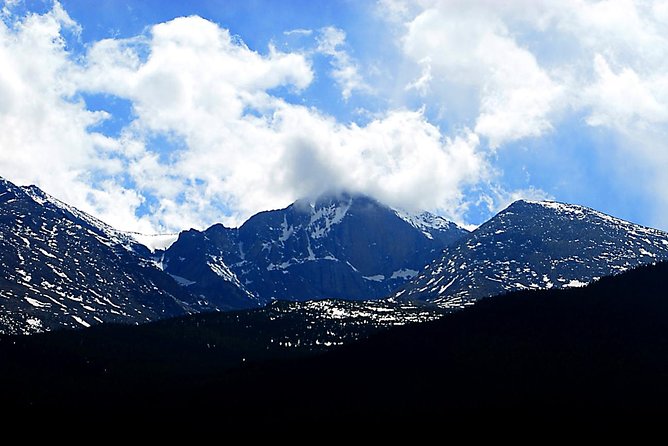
[517,199,667,237]
[393,208,466,240]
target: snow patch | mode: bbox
[639,248,656,257]
[394,209,462,238]
[308,198,352,239]
[267,261,292,271]
[71,315,91,328]
[25,297,50,308]
[279,216,293,242]
[207,255,244,289]
[169,274,196,286]
[26,318,42,328]
[563,279,588,288]
[390,268,419,280]
[438,277,457,295]
[37,247,57,259]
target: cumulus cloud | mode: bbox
[0,5,492,232]
[401,3,563,149]
[380,0,668,226]
[81,16,489,229]
[8,1,668,233]
[0,2,150,232]
[391,0,668,144]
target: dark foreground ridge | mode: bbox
[3,261,668,415]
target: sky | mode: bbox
[1,0,668,233]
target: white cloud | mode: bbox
[583,54,668,129]
[92,16,489,229]
[0,2,147,232]
[379,0,668,227]
[474,185,553,220]
[375,0,417,23]
[316,26,368,101]
[389,0,668,146]
[10,1,668,233]
[401,4,562,149]
[405,58,432,96]
[0,7,491,232]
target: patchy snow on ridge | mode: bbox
[391,268,419,280]
[22,185,139,252]
[563,279,588,288]
[397,199,668,309]
[394,208,465,240]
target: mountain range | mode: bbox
[1,176,668,335]
[0,178,215,334]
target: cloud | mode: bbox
[487,186,554,212]
[82,16,488,228]
[390,0,668,147]
[405,58,432,96]
[9,1,668,233]
[379,0,668,227]
[0,2,148,232]
[0,6,491,232]
[284,28,313,36]
[401,4,562,149]
[583,54,668,129]
[316,26,368,101]
[375,0,417,23]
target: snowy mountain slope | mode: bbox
[394,200,668,308]
[22,185,180,254]
[164,193,469,304]
[0,178,208,335]
[393,208,467,244]
[21,184,146,255]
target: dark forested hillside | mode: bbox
[3,262,668,415]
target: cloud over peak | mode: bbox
[0,8,493,232]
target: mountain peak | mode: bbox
[164,190,469,305]
[502,199,665,236]
[291,191,378,211]
[396,198,668,308]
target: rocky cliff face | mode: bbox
[163,193,468,305]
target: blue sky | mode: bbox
[1,0,668,232]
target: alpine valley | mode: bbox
[2,176,668,337]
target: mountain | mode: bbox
[162,193,469,306]
[0,178,211,335]
[4,261,668,412]
[395,200,668,307]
